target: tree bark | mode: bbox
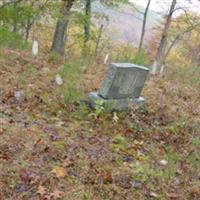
[94,23,103,58]
[136,0,151,58]
[51,0,75,55]
[151,0,177,75]
[84,0,91,44]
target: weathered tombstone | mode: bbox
[89,63,149,111]
[14,91,25,102]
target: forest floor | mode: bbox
[0,48,200,200]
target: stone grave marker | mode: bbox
[89,63,149,111]
[32,40,38,57]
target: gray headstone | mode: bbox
[88,63,149,111]
[99,63,149,99]
[14,91,25,102]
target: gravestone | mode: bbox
[32,40,38,57]
[89,63,149,111]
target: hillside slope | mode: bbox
[92,2,160,46]
[0,46,200,199]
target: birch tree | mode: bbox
[136,0,151,59]
[151,0,177,75]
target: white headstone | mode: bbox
[55,74,63,85]
[32,40,39,57]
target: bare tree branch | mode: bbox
[131,3,144,15]
[0,0,24,10]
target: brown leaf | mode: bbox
[34,139,44,147]
[50,189,64,199]
[98,171,113,184]
[62,158,74,168]
[149,191,158,198]
[190,186,200,197]
[0,128,4,135]
[19,169,34,183]
[166,192,179,199]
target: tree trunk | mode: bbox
[160,63,166,77]
[12,2,18,33]
[136,0,151,58]
[84,0,91,44]
[25,19,34,40]
[94,23,103,58]
[151,0,177,75]
[51,0,74,55]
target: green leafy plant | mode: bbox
[94,99,105,117]
[134,50,149,65]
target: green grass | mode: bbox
[58,61,85,104]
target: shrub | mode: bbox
[0,27,28,49]
[134,50,149,65]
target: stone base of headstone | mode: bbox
[88,92,144,111]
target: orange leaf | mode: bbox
[52,166,67,178]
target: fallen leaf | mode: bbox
[52,166,67,178]
[149,191,158,198]
[37,185,46,196]
[34,138,44,147]
[98,171,113,184]
[166,192,179,199]
[190,186,200,197]
[50,189,64,199]
[62,158,74,168]
[0,128,3,135]
[112,112,119,123]
[19,169,34,183]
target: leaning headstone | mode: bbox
[89,63,149,111]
